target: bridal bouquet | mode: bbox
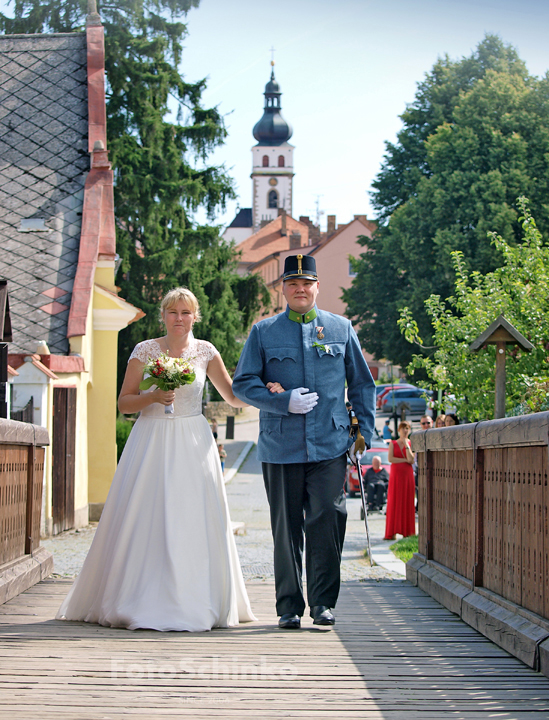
[139,353,196,414]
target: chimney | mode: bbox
[289,232,302,249]
[280,210,287,236]
[327,215,336,235]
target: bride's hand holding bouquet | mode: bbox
[139,353,196,414]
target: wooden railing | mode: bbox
[410,412,549,674]
[0,418,52,603]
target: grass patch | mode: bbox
[389,535,418,563]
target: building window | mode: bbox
[262,155,269,167]
[278,155,285,167]
[268,190,278,208]
[348,259,357,277]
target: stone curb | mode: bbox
[225,441,254,484]
[370,540,406,576]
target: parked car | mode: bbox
[345,446,390,497]
[376,384,417,410]
[380,388,433,416]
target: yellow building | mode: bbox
[1,11,142,533]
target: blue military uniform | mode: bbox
[233,306,375,462]
[233,260,376,621]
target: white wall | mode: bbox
[222,226,254,245]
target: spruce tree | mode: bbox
[1,0,268,379]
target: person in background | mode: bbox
[211,418,218,440]
[363,456,389,512]
[384,420,416,540]
[382,419,393,443]
[445,413,459,426]
[218,443,227,472]
[414,416,433,509]
[435,414,446,428]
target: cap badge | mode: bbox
[297,254,303,275]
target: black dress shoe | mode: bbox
[278,613,301,629]
[310,606,335,626]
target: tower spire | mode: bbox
[252,63,292,146]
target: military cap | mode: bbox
[282,254,318,281]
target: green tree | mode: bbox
[344,35,549,368]
[397,199,549,421]
[0,0,268,378]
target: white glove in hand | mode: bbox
[349,431,367,463]
[288,387,319,414]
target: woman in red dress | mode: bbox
[384,420,416,540]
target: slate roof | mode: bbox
[228,208,252,228]
[0,33,88,354]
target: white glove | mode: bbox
[349,431,367,463]
[288,387,319,414]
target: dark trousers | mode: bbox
[366,481,386,509]
[262,454,347,616]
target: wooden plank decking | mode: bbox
[0,578,549,719]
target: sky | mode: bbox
[2,0,548,231]
[177,0,549,231]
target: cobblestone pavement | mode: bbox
[42,408,403,584]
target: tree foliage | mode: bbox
[1,0,268,379]
[397,199,549,421]
[344,35,549,368]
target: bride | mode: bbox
[57,287,274,631]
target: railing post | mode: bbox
[426,450,434,560]
[473,447,484,587]
[25,443,35,555]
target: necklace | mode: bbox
[164,336,191,357]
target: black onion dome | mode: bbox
[253,66,292,146]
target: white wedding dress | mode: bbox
[57,338,256,631]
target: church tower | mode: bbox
[251,63,294,230]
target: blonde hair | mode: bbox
[160,287,201,322]
[398,420,411,432]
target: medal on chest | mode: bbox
[315,326,324,340]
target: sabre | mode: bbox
[348,409,372,565]
[355,449,372,565]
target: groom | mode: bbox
[233,254,376,628]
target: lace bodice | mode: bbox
[129,338,219,418]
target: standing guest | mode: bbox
[218,443,227,473]
[233,254,376,629]
[211,418,218,440]
[382,419,393,442]
[435,414,446,428]
[363,456,389,511]
[444,413,459,426]
[384,420,416,540]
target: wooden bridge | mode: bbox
[1,577,549,718]
[2,413,549,717]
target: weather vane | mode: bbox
[270,46,276,66]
